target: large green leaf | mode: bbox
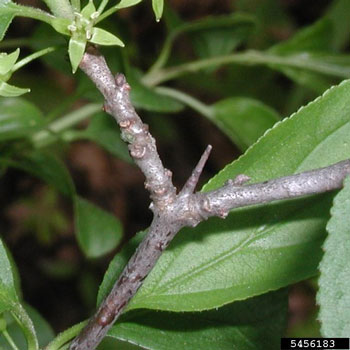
[108,289,287,350]
[74,196,123,258]
[0,98,44,141]
[317,176,350,337]
[125,79,350,312]
[212,97,280,151]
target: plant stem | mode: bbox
[97,0,110,15]
[0,39,33,49]
[11,307,38,350]
[31,103,101,148]
[70,48,350,350]
[142,50,350,86]
[8,3,55,25]
[95,7,117,23]
[45,321,87,350]
[2,330,20,350]
[41,0,74,19]
[155,86,214,119]
[12,47,56,72]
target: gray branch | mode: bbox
[69,48,350,350]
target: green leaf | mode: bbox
[212,97,280,151]
[0,80,30,97]
[0,237,38,349]
[268,19,338,93]
[325,0,350,50]
[270,19,334,55]
[89,27,125,47]
[74,196,123,258]
[128,70,184,113]
[50,17,71,36]
[152,0,163,21]
[127,79,350,312]
[99,237,287,350]
[81,0,96,19]
[0,18,14,42]
[149,13,255,72]
[0,97,44,140]
[80,112,132,163]
[317,176,350,337]
[0,5,15,41]
[0,238,17,307]
[0,304,54,349]
[41,0,73,19]
[69,36,87,73]
[190,14,255,60]
[0,152,75,197]
[108,289,287,350]
[31,23,71,74]
[97,231,146,305]
[0,48,19,75]
[115,0,142,10]
[99,338,142,349]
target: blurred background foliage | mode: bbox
[0,0,349,344]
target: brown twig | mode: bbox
[69,49,350,350]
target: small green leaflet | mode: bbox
[90,28,125,47]
[0,81,30,97]
[152,0,163,21]
[75,196,123,258]
[115,0,143,10]
[0,49,19,75]
[69,36,87,73]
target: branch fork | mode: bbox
[70,48,350,350]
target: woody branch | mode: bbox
[69,48,350,350]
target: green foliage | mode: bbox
[75,112,131,162]
[107,79,350,313]
[115,0,143,10]
[0,238,39,349]
[0,1,350,348]
[212,97,280,151]
[99,233,287,350]
[0,98,44,139]
[0,48,55,96]
[317,176,350,337]
[108,289,287,350]
[152,0,163,22]
[75,196,123,258]
[0,305,54,349]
